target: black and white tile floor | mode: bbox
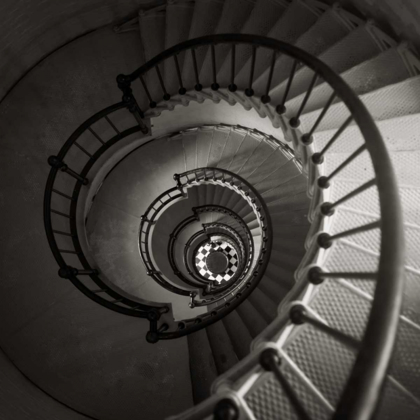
[195,240,239,282]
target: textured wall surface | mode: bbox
[331,0,420,51]
[0,27,192,420]
[0,0,161,102]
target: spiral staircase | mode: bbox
[1,0,420,419]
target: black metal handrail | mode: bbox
[168,216,210,289]
[139,187,191,297]
[44,102,168,323]
[44,30,404,419]
[117,34,404,420]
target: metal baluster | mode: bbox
[228,44,237,92]
[318,144,367,189]
[52,189,73,200]
[290,304,360,349]
[105,116,120,134]
[51,209,72,219]
[87,127,105,145]
[58,249,79,254]
[262,50,277,104]
[139,74,157,108]
[192,49,202,91]
[74,141,92,157]
[53,230,74,237]
[174,54,186,95]
[312,116,353,165]
[317,221,380,249]
[276,59,298,115]
[301,92,336,145]
[260,348,313,420]
[211,44,219,91]
[117,74,148,134]
[245,46,257,97]
[320,179,376,215]
[155,65,170,101]
[213,398,240,420]
[290,72,318,128]
[48,156,89,185]
[58,266,99,279]
[306,266,377,285]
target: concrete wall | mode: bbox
[330,0,420,51]
[0,26,192,420]
[0,0,168,102]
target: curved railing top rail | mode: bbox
[44,102,167,322]
[119,34,404,419]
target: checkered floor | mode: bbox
[195,240,239,282]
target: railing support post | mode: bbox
[117,74,149,134]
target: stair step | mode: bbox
[254,6,351,98]
[139,11,166,104]
[206,320,239,374]
[235,299,268,338]
[275,24,381,107]
[205,184,217,205]
[288,46,410,117]
[245,147,290,186]
[196,128,215,168]
[324,149,420,187]
[199,0,257,86]
[257,273,291,305]
[237,140,278,180]
[247,287,279,323]
[252,159,302,195]
[182,0,225,90]
[164,2,195,95]
[217,129,247,170]
[182,131,197,171]
[228,132,263,174]
[264,261,296,290]
[222,310,253,359]
[265,189,309,214]
[218,0,289,87]
[206,127,231,167]
[235,0,320,89]
[375,377,420,420]
[300,75,420,133]
[187,329,218,404]
[288,278,370,403]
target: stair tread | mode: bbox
[255,7,351,97]
[207,127,231,167]
[218,0,289,86]
[287,46,410,117]
[187,329,218,404]
[300,75,420,133]
[206,320,239,374]
[235,0,319,89]
[182,131,198,171]
[164,2,196,94]
[199,0,257,86]
[273,24,381,106]
[181,0,225,90]
[248,287,279,323]
[245,147,290,186]
[228,132,263,174]
[235,299,268,338]
[217,129,248,170]
[139,11,166,103]
[222,310,253,359]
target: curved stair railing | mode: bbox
[44,34,404,419]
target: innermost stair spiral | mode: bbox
[195,240,239,282]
